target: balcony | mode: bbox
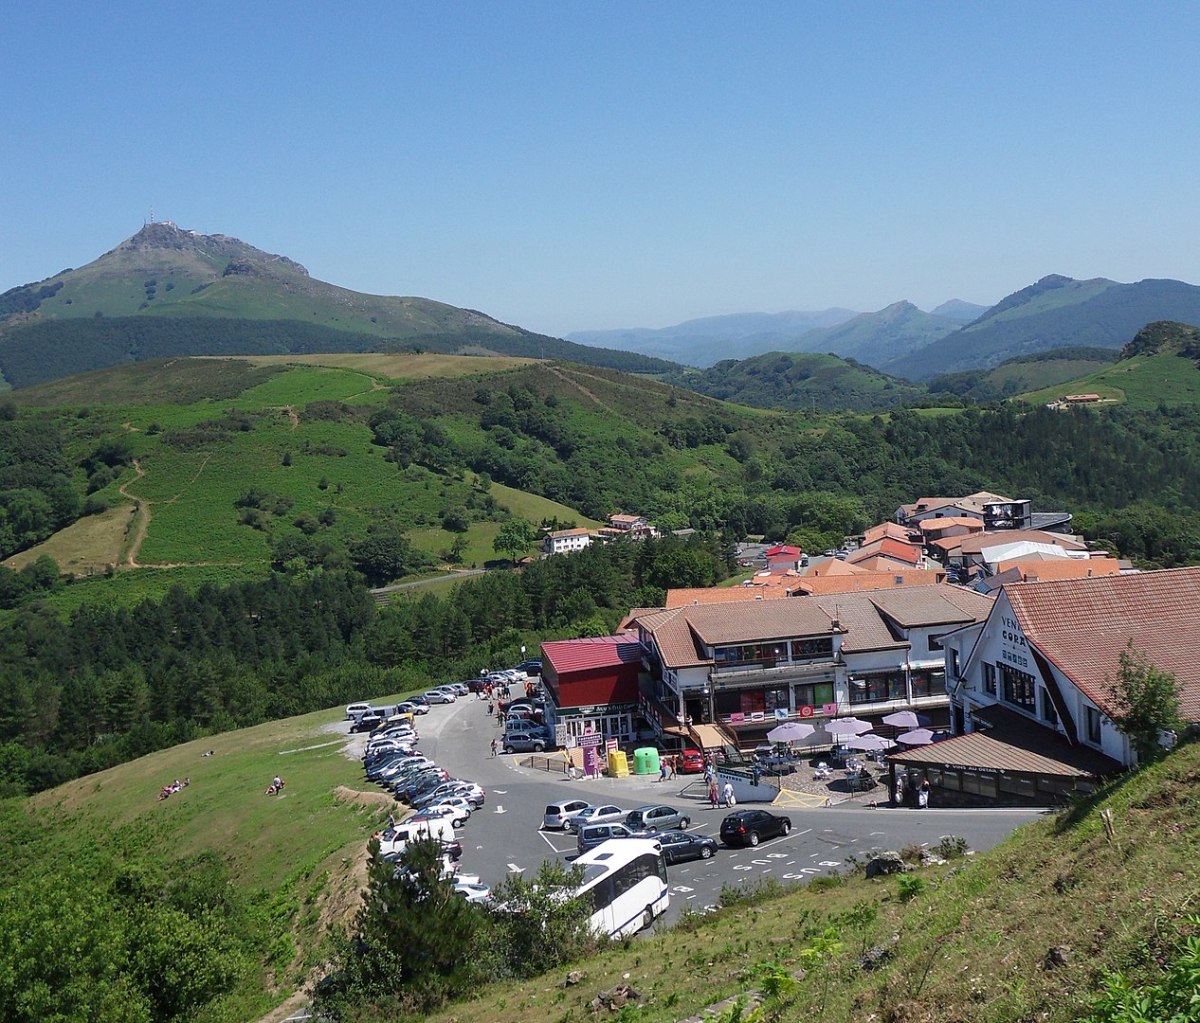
[710,660,836,688]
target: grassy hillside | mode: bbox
[928,346,1120,402]
[1017,350,1200,409]
[676,350,925,412]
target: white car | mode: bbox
[454,880,492,904]
[563,804,626,833]
[424,797,473,827]
[424,689,456,704]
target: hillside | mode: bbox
[0,222,676,386]
[676,350,925,412]
[786,299,961,366]
[1016,321,1200,409]
[884,274,1200,380]
[928,346,1121,403]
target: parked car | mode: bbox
[577,821,653,855]
[679,749,705,774]
[422,797,472,827]
[424,689,455,704]
[624,804,691,832]
[351,712,385,733]
[515,659,542,676]
[443,682,469,697]
[408,695,431,712]
[563,804,625,832]
[502,732,549,754]
[345,702,372,720]
[657,829,720,864]
[719,809,792,847]
[454,880,492,904]
[439,781,485,807]
[543,799,591,830]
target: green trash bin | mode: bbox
[632,747,661,776]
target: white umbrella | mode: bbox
[825,717,872,737]
[766,722,815,744]
[882,710,924,729]
[846,733,896,752]
[898,727,936,746]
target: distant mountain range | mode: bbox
[573,274,1200,381]
[0,222,674,387]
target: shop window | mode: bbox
[1001,665,1036,711]
[849,672,905,704]
[794,681,834,709]
[910,670,947,699]
[790,637,833,660]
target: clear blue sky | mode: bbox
[4,2,1199,336]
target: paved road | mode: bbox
[352,696,1049,924]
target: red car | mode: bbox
[680,749,705,774]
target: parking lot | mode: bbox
[346,692,1048,924]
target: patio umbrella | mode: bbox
[825,717,872,737]
[766,722,815,744]
[881,710,927,729]
[898,727,936,746]
[846,733,896,752]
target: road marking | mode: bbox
[818,860,841,867]
[672,885,694,893]
[493,789,508,794]
[507,863,524,873]
[751,859,771,866]
[493,805,506,814]
[733,864,753,871]
[766,853,787,859]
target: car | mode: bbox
[679,749,705,774]
[351,713,385,733]
[563,804,625,832]
[408,805,457,824]
[345,702,372,720]
[719,809,792,847]
[576,821,653,855]
[515,659,542,676]
[444,682,469,696]
[453,880,492,904]
[657,829,720,864]
[440,782,485,808]
[422,798,472,827]
[383,837,463,863]
[624,804,691,832]
[424,689,455,704]
[502,732,549,754]
[543,799,592,830]
[408,695,431,712]
[504,718,549,736]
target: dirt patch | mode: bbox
[332,784,396,810]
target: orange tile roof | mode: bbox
[937,530,1086,556]
[1004,566,1200,722]
[791,571,946,596]
[846,537,922,566]
[994,557,1122,582]
[862,522,916,544]
[918,516,986,533]
[806,559,870,577]
[665,586,791,608]
[866,585,995,628]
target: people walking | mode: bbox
[490,738,498,757]
[708,779,719,808]
[722,781,735,808]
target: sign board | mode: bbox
[605,738,619,753]
[555,723,569,747]
[577,732,604,748]
[774,708,789,721]
[821,703,839,716]
[730,712,745,724]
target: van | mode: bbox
[577,821,648,855]
[377,816,456,856]
[345,702,372,720]
[543,798,591,830]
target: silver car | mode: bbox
[563,804,626,833]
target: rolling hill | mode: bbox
[0,222,676,387]
[676,350,925,412]
[884,274,1200,380]
[928,346,1121,403]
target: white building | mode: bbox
[543,528,593,556]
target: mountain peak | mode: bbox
[113,221,309,277]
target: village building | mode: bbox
[542,527,593,556]
[540,635,643,743]
[892,567,1200,806]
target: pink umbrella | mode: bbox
[882,710,924,729]
[898,727,936,746]
[846,733,896,752]
[767,721,815,744]
[825,717,872,736]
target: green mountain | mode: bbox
[676,350,925,412]
[787,299,961,366]
[884,274,1200,380]
[0,222,675,387]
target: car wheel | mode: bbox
[679,817,690,828]
[647,826,657,833]
[780,821,791,836]
[454,816,467,827]
[748,831,760,847]
[532,742,545,752]
[503,745,514,754]
[700,846,713,859]
[642,907,655,931]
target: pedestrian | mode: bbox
[486,701,494,716]
[659,761,668,782]
[893,774,906,807]
[490,738,498,757]
[751,764,762,786]
[708,780,719,808]
[918,778,931,809]
[723,781,735,807]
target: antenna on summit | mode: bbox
[148,206,156,225]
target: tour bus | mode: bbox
[572,838,669,938]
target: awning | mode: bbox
[691,723,731,751]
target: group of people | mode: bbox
[265,775,286,796]
[657,756,677,781]
[157,778,189,800]
[893,774,931,808]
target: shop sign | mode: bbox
[577,732,604,748]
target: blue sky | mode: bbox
[4,2,1199,336]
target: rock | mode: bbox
[564,970,587,987]
[590,984,642,1012]
[865,851,912,878]
[1044,945,1072,969]
[858,945,894,971]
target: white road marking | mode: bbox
[818,860,841,867]
[493,805,506,814]
[507,863,524,873]
[493,789,507,794]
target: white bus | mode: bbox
[573,838,669,938]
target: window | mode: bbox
[790,637,833,660]
[1001,665,1036,711]
[1085,706,1102,744]
[910,669,946,698]
[948,648,960,680]
[793,681,834,711]
[1041,689,1058,726]
[982,662,997,696]
[928,633,946,652]
[849,672,906,704]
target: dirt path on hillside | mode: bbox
[545,364,604,406]
[117,454,222,569]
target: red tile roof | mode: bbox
[846,537,922,566]
[764,544,803,557]
[541,635,643,674]
[1004,566,1200,722]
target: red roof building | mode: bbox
[541,635,644,742]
